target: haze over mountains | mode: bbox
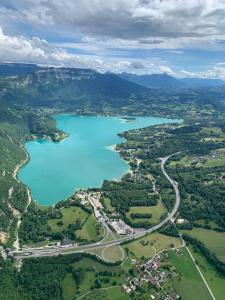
[0,63,225,116]
[0,63,225,91]
[119,72,225,90]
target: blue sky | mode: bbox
[1,0,225,78]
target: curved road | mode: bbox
[12,153,180,259]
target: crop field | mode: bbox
[126,200,165,225]
[182,228,225,262]
[48,207,89,232]
[169,248,212,300]
[125,232,182,259]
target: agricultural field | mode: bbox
[48,207,89,233]
[126,201,165,225]
[188,246,225,300]
[181,228,225,262]
[124,232,182,260]
[169,248,212,300]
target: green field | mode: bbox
[181,228,225,262]
[76,214,102,241]
[48,207,89,233]
[189,246,225,300]
[62,256,126,299]
[203,148,225,167]
[169,248,212,300]
[125,232,182,259]
[102,196,114,210]
[126,201,165,225]
[62,273,77,300]
[66,257,124,297]
[72,257,122,273]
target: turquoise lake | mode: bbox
[18,115,178,205]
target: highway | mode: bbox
[11,153,180,259]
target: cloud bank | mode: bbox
[1,1,225,78]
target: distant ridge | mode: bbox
[119,72,225,89]
[0,63,224,90]
[0,62,39,76]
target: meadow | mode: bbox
[181,228,225,262]
[125,232,182,259]
[169,248,212,300]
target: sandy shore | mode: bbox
[105,144,117,152]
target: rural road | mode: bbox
[12,153,181,259]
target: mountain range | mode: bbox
[0,63,224,117]
[119,72,225,89]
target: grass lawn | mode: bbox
[76,214,102,241]
[48,206,89,233]
[101,245,124,262]
[181,228,225,262]
[169,248,212,300]
[126,200,165,225]
[125,232,182,259]
[189,246,225,300]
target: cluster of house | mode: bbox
[122,255,179,300]
[192,150,224,165]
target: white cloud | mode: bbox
[2,0,225,49]
[159,66,175,75]
[179,67,225,80]
[1,27,225,79]
[0,27,171,74]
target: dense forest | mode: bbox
[0,252,123,300]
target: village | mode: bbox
[122,250,181,300]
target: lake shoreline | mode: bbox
[18,115,181,206]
